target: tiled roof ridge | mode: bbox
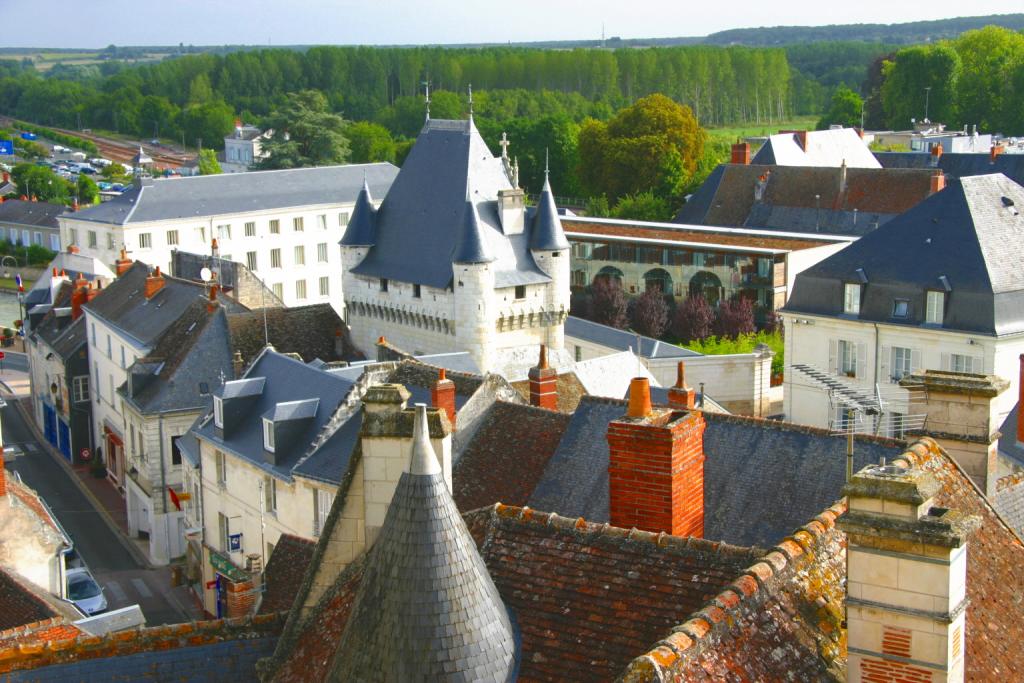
[618,499,848,681]
[996,470,1024,493]
[701,410,907,447]
[0,617,78,645]
[491,397,564,417]
[7,477,61,533]
[0,612,285,675]
[488,503,763,564]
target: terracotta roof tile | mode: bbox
[0,568,63,632]
[258,534,317,615]
[510,371,587,413]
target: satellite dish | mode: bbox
[200,267,212,283]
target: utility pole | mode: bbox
[924,86,932,122]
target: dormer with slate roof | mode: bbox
[341,118,571,375]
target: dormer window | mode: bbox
[843,283,861,315]
[263,418,275,452]
[926,291,945,325]
[213,396,224,428]
[892,299,909,319]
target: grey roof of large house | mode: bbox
[751,128,880,168]
[452,197,495,264]
[119,303,234,415]
[329,407,517,681]
[876,151,1024,186]
[194,349,359,484]
[528,395,905,548]
[998,406,1024,469]
[83,261,246,348]
[30,282,80,355]
[66,163,398,225]
[564,315,700,360]
[349,118,551,290]
[0,199,65,228]
[785,173,1024,336]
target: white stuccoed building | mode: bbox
[340,116,570,375]
[782,173,1024,435]
[58,163,397,313]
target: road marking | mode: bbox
[105,580,127,602]
[130,578,153,598]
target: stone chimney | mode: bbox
[607,377,706,537]
[144,266,165,299]
[207,283,219,312]
[899,369,1009,497]
[930,142,943,167]
[115,249,133,277]
[431,368,457,428]
[232,350,244,378]
[667,361,696,410]
[497,187,526,235]
[929,170,946,196]
[528,345,558,410]
[730,142,750,165]
[840,458,979,683]
[211,237,220,258]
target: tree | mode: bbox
[880,45,960,129]
[611,191,672,222]
[101,162,130,183]
[257,90,350,170]
[953,26,1024,133]
[671,294,714,343]
[11,163,69,203]
[816,86,863,130]
[198,149,222,175]
[178,100,235,150]
[578,94,706,206]
[590,277,628,329]
[714,298,755,338]
[347,121,397,163]
[76,174,99,205]
[631,289,669,339]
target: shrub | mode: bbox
[630,289,670,338]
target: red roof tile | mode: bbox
[258,534,317,616]
[0,568,63,632]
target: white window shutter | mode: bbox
[879,346,891,383]
[911,349,922,373]
[828,339,838,374]
[856,343,867,380]
[941,353,951,371]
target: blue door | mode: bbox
[42,403,57,447]
[58,420,71,461]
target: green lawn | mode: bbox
[706,115,819,141]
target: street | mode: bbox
[2,400,190,625]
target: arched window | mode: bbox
[643,268,673,294]
[689,271,723,306]
[594,266,624,285]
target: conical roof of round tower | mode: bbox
[529,175,569,251]
[452,196,495,264]
[329,404,517,682]
[339,177,377,246]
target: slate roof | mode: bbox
[83,261,245,348]
[227,304,354,366]
[528,395,906,548]
[328,406,517,682]
[674,163,935,235]
[350,118,551,289]
[30,282,78,354]
[992,472,1024,539]
[877,150,1024,186]
[259,534,317,615]
[338,177,377,246]
[785,173,1024,336]
[66,163,398,225]
[452,401,572,512]
[751,128,880,168]
[565,315,700,360]
[529,176,569,251]
[0,200,64,229]
[194,349,360,485]
[997,405,1024,468]
[452,197,495,264]
[509,371,587,413]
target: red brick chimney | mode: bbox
[929,171,946,196]
[67,245,79,254]
[930,142,943,166]
[990,144,1004,163]
[667,361,696,410]
[115,249,132,277]
[86,280,101,303]
[144,266,165,299]
[211,238,220,258]
[432,368,457,428]
[70,285,88,320]
[730,142,750,165]
[207,283,220,312]
[1017,354,1024,446]
[608,377,706,537]
[528,345,558,410]
[0,446,7,497]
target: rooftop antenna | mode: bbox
[544,147,550,181]
[467,83,473,122]
[790,364,926,481]
[422,80,431,121]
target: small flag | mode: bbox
[168,486,182,511]
[15,274,23,292]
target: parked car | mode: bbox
[66,567,107,615]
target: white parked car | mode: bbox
[66,567,107,615]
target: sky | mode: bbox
[5,0,1020,48]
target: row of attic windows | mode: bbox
[843,282,945,325]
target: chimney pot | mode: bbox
[144,266,165,299]
[730,142,750,165]
[929,171,946,195]
[626,377,653,418]
[115,248,132,277]
[668,362,697,410]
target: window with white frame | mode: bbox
[338,212,349,226]
[263,418,275,451]
[69,228,78,245]
[270,248,282,268]
[293,216,304,232]
[218,512,230,550]
[246,251,257,270]
[272,282,283,299]
[891,347,912,381]
[33,231,41,245]
[166,229,179,246]
[215,449,227,487]
[217,224,231,240]
[294,245,305,265]
[317,243,328,262]
[72,376,89,402]
[318,214,327,230]
[926,291,945,324]
[838,339,857,377]
[88,230,97,248]
[264,476,277,515]
[138,233,152,249]
[951,354,976,373]
[319,276,329,296]
[244,221,256,237]
[314,488,333,536]
[269,219,280,235]
[295,279,307,299]
[106,233,114,249]
[892,299,909,318]
[213,396,224,428]
[843,283,861,314]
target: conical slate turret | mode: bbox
[452,193,495,264]
[339,176,377,246]
[529,171,569,252]
[329,404,517,682]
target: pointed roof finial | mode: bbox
[409,404,441,476]
[467,83,473,121]
[423,80,431,122]
[543,147,551,191]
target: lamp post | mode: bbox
[15,273,24,338]
[924,86,932,122]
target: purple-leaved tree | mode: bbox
[671,294,714,343]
